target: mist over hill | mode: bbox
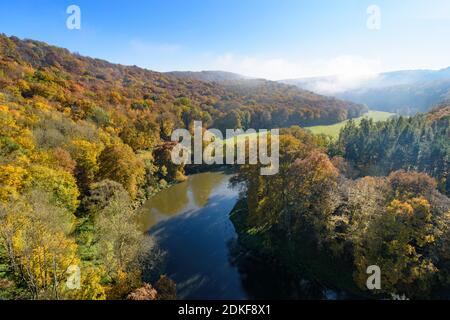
[165,70,249,82]
[282,68,450,115]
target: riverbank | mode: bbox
[229,199,374,299]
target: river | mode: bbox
[140,171,342,300]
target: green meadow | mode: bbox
[305,110,395,138]
[214,110,394,145]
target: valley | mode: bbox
[0,33,449,301]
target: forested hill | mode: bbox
[166,70,248,82]
[0,34,366,299]
[0,35,367,130]
[166,70,368,126]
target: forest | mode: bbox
[232,105,450,298]
[0,34,365,299]
[0,33,449,300]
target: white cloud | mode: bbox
[215,53,308,80]
[323,55,382,80]
[119,40,384,94]
[213,53,382,92]
[311,55,382,93]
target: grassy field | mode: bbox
[212,110,394,144]
[222,131,265,144]
[305,110,395,138]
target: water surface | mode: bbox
[140,171,341,300]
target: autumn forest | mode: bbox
[0,30,449,301]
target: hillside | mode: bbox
[427,103,450,122]
[166,70,249,82]
[283,68,450,115]
[164,70,368,126]
[0,35,367,132]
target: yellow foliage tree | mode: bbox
[0,165,30,202]
[0,191,84,299]
[98,143,145,199]
[354,197,437,297]
[29,165,80,214]
[70,139,103,192]
[65,266,106,300]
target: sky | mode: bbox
[1,0,450,81]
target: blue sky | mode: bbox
[1,0,450,80]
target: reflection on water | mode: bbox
[189,173,226,208]
[139,172,232,231]
[141,172,245,299]
[140,171,342,300]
